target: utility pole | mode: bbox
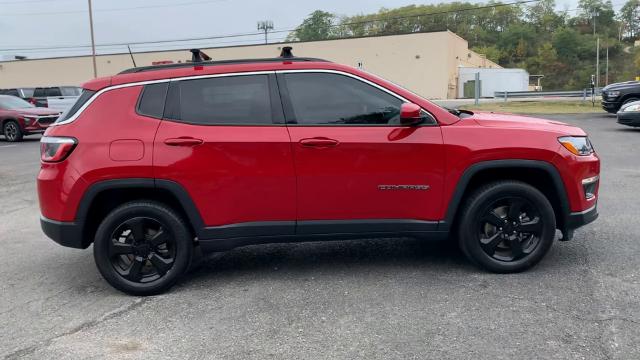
[592,10,598,36]
[606,46,609,85]
[596,37,600,91]
[257,20,274,45]
[88,0,97,78]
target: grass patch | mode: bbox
[459,100,603,114]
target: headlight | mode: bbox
[607,90,620,98]
[558,136,594,156]
[622,104,640,112]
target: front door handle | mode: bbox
[164,137,204,146]
[299,137,339,148]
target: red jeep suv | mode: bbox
[38,50,600,295]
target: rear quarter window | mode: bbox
[136,83,169,119]
[56,89,96,123]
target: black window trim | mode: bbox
[275,70,438,127]
[162,72,285,127]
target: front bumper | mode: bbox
[566,204,598,230]
[617,113,640,127]
[601,100,621,113]
[40,216,87,249]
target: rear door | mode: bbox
[278,71,445,234]
[153,73,296,238]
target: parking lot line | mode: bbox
[0,144,17,148]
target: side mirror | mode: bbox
[400,103,423,126]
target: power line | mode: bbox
[1,0,545,54]
[0,0,229,16]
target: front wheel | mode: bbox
[3,120,23,142]
[457,181,556,273]
[93,201,193,295]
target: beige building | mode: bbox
[0,31,499,99]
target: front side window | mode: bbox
[283,73,403,125]
[171,75,273,125]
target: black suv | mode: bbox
[601,81,640,113]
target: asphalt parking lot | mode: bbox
[1,113,639,359]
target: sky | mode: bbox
[0,0,590,59]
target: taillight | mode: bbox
[40,136,77,162]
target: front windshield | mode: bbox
[0,96,35,110]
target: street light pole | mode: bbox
[88,0,97,78]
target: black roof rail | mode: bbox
[118,56,329,74]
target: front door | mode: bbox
[277,71,444,234]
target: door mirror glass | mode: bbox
[400,103,423,125]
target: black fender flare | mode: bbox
[75,178,207,239]
[440,159,570,231]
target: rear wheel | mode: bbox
[93,201,193,295]
[458,181,556,273]
[3,120,23,142]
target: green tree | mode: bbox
[619,0,640,39]
[287,10,337,41]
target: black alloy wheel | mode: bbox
[458,181,556,273]
[94,201,193,295]
[477,197,543,262]
[108,217,176,283]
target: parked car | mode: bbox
[0,95,61,142]
[0,87,35,101]
[38,49,600,295]
[617,100,640,127]
[31,86,81,111]
[601,81,640,113]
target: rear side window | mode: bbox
[21,88,34,98]
[56,89,96,123]
[33,88,45,97]
[46,88,62,97]
[137,83,168,119]
[168,75,273,125]
[60,87,82,96]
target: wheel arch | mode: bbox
[441,160,570,234]
[77,178,205,248]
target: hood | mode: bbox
[13,107,62,116]
[603,81,640,91]
[468,111,586,136]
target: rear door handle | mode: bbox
[164,137,204,146]
[299,137,339,148]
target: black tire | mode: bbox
[457,181,556,273]
[3,120,23,142]
[93,201,193,296]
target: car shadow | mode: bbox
[180,237,472,286]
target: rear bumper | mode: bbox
[566,204,598,230]
[40,216,87,249]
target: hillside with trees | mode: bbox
[287,0,640,90]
